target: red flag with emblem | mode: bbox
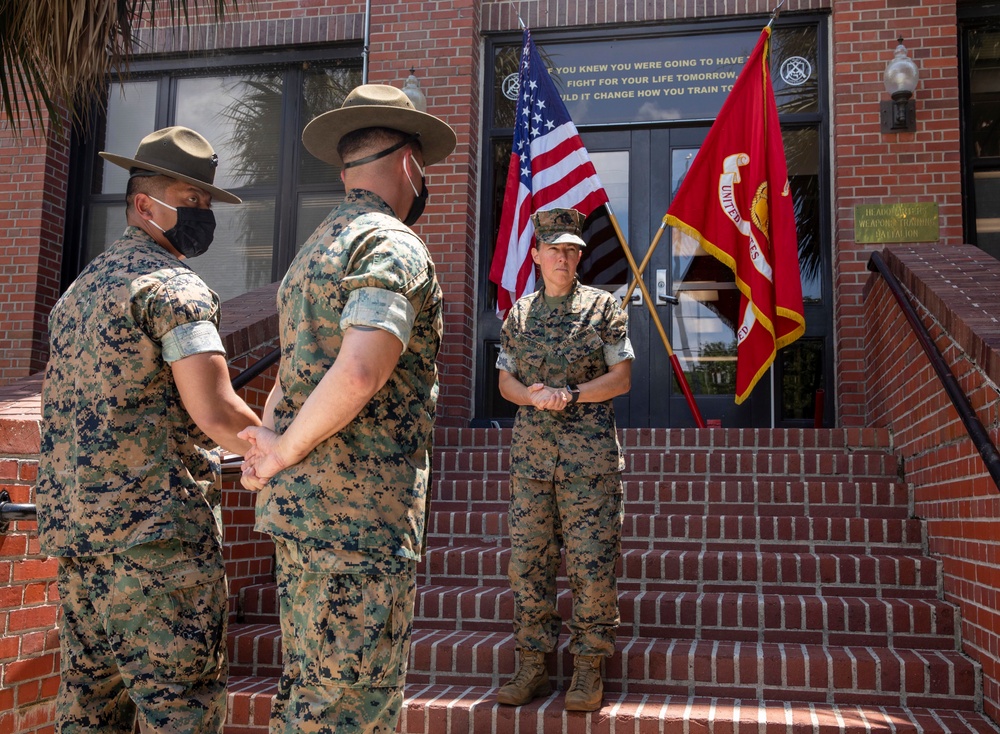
[664,26,805,404]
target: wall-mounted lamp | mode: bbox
[880,38,919,133]
[402,67,427,112]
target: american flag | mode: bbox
[488,29,609,318]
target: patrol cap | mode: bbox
[531,208,587,248]
[99,126,241,204]
[302,84,457,168]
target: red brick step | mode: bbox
[227,678,1000,734]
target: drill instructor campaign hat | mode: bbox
[302,83,457,168]
[99,126,242,204]
[531,208,588,248]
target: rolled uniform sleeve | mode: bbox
[495,347,518,376]
[161,321,226,363]
[604,337,635,367]
[341,286,416,348]
[131,269,225,360]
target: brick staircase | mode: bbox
[224,427,1000,733]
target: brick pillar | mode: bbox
[367,0,482,424]
[0,119,69,386]
[831,0,963,426]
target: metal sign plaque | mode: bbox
[854,203,939,244]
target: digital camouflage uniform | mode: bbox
[37,226,230,733]
[255,188,442,734]
[497,278,633,658]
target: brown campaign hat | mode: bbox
[531,208,587,248]
[99,126,241,204]
[302,84,457,168]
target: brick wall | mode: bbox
[0,282,280,734]
[864,243,1000,723]
[0,375,53,734]
[0,117,69,387]
[833,0,964,426]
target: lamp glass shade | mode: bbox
[402,71,427,112]
[884,43,919,98]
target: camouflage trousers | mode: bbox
[54,539,228,733]
[270,537,416,734]
[507,470,624,657]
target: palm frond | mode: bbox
[0,0,240,137]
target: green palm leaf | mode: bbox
[0,0,239,136]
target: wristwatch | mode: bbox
[566,384,581,404]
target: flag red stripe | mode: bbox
[487,30,610,318]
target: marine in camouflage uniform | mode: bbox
[496,208,634,712]
[37,128,258,734]
[240,85,456,734]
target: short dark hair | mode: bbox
[337,127,422,166]
[125,173,170,212]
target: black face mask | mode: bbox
[149,197,217,258]
[403,182,428,227]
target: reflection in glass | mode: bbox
[974,171,1000,259]
[493,45,522,128]
[783,128,822,301]
[580,151,628,292]
[668,147,736,395]
[299,65,363,185]
[176,74,283,191]
[85,203,127,261]
[780,338,824,421]
[296,192,346,248]
[667,129,824,397]
[770,26,820,115]
[185,199,275,304]
[969,29,1000,158]
[969,28,1000,260]
[98,81,158,194]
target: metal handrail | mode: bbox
[0,349,280,531]
[868,250,1000,492]
[231,348,280,391]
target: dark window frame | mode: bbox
[63,45,362,295]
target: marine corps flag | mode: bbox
[665,26,805,404]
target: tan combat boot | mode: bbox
[564,654,604,711]
[497,649,551,705]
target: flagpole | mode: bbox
[622,214,667,305]
[505,0,526,29]
[766,0,787,28]
[606,206,706,429]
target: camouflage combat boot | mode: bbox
[497,649,551,705]
[564,654,604,711]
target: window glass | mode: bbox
[783,128,822,301]
[974,171,1000,259]
[176,73,283,190]
[968,27,1000,257]
[98,81,158,194]
[299,65,363,185]
[780,337,824,422]
[185,198,275,304]
[296,192,342,249]
[770,26,820,115]
[77,53,362,305]
[85,203,126,262]
[579,151,629,292]
[969,29,1000,158]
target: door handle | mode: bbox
[615,282,642,306]
[655,269,679,305]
